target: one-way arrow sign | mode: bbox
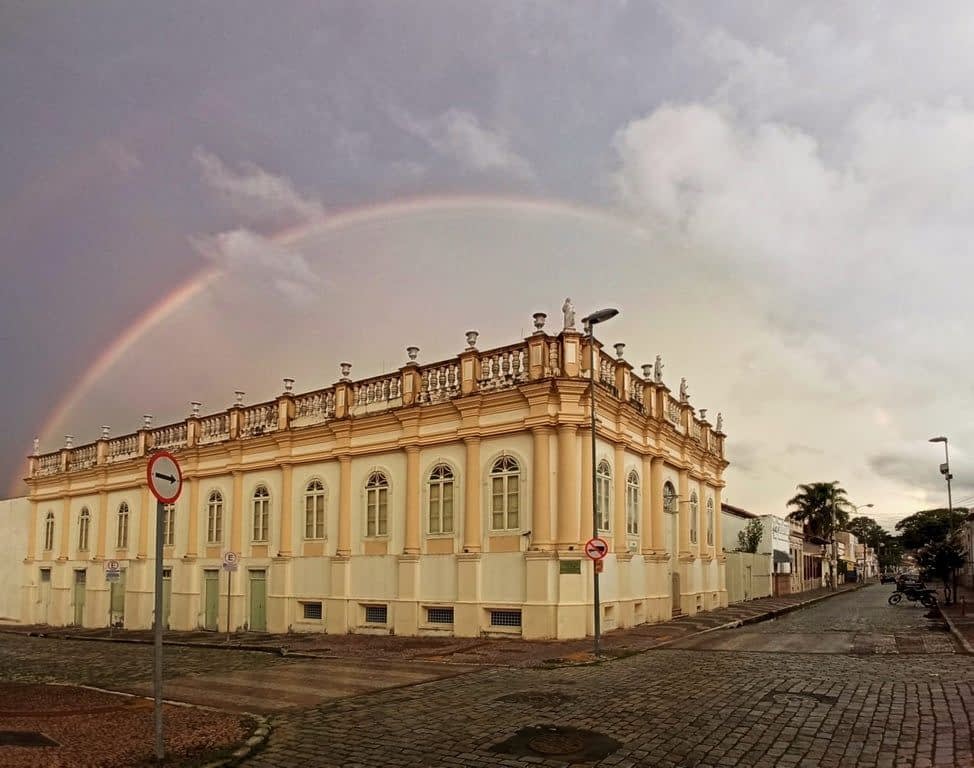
[147,451,183,503]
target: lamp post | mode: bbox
[929,436,955,602]
[582,307,618,656]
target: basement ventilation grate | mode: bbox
[489,724,621,763]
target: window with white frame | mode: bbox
[78,507,90,551]
[427,464,455,534]
[707,497,715,546]
[116,502,129,549]
[206,491,223,544]
[304,480,325,539]
[162,503,175,547]
[252,485,270,542]
[365,471,389,536]
[596,460,612,531]
[626,471,639,535]
[663,481,678,514]
[689,491,699,544]
[490,456,520,530]
[44,511,55,551]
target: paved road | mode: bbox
[246,586,974,768]
[2,586,972,767]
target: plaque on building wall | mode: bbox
[559,560,582,574]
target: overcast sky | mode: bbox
[2,1,971,530]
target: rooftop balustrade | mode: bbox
[28,318,725,480]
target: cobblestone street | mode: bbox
[246,586,974,768]
[2,586,972,767]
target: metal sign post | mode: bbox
[223,551,238,643]
[146,450,183,764]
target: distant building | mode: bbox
[21,312,729,639]
[0,497,29,623]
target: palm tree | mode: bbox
[787,481,853,589]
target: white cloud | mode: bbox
[393,108,535,180]
[194,148,323,222]
[191,229,323,306]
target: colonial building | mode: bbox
[22,307,728,640]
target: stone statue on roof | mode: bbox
[679,377,689,402]
[716,412,723,432]
[562,298,575,330]
[654,354,663,383]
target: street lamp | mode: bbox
[852,503,873,580]
[582,306,618,656]
[929,436,955,601]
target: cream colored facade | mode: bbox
[23,320,728,640]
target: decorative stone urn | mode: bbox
[465,331,479,350]
[532,312,547,331]
[233,391,245,406]
[143,414,153,429]
[283,377,295,393]
[406,346,419,362]
[190,401,202,417]
[614,342,625,360]
[101,426,110,439]
[641,364,653,380]
[64,435,73,449]
[339,362,352,380]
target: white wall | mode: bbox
[0,497,29,622]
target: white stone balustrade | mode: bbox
[151,423,188,451]
[37,453,61,477]
[293,388,336,425]
[198,413,230,444]
[67,444,96,471]
[419,362,461,403]
[238,403,279,437]
[107,435,139,462]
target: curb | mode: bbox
[940,609,974,655]
[201,715,272,768]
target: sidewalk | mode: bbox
[2,582,867,667]
[940,580,974,654]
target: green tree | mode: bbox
[878,536,904,570]
[786,482,852,540]
[737,519,764,553]
[916,536,966,592]
[894,508,969,551]
[846,516,887,550]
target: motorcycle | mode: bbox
[888,584,938,608]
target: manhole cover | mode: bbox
[494,690,577,708]
[0,731,60,747]
[761,690,837,707]
[490,725,621,763]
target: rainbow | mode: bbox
[23,195,635,493]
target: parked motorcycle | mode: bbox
[888,584,938,608]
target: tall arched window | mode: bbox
[626,471,639,535]
[428,464,455,534]
[689,492,699,544]
[78,507,90,551]
[162,504,175,547]
[116,502,129,549]
[663,482,678,514]
[304,480,325,539]
[44,511,55,551]
[596,460,612,531]
[252,485,270,542]
[206,491,223,544]
[707,497,715,546]
[365,472,389,536]
[490,456,520,530]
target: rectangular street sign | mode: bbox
[222,562,238,572]
[106,572,121,583]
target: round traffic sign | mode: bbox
[105,559,120,571]
[584,537,609,560]
[223,551,238,566]
[147,450,182,503]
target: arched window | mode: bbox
[663,482,678,514]
[707,497,715,546]
[626,471,639,535]
[44,511,55,551]
[428,464,455,534]
[116,502,129,549]
[365,472,389,536]
[689,491,699,544]
[78,507,90,551]
[490,456,520,530]
[206,491,223,544]
[596,460,612,531]
[162,503,175,547]
[252,485,270,542]
[304,480,325,539]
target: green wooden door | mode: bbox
[204,570,219,631]
[39,568,51,624]
[249,570,267,632]
[73,570,86,625]
[161,568,172,630]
